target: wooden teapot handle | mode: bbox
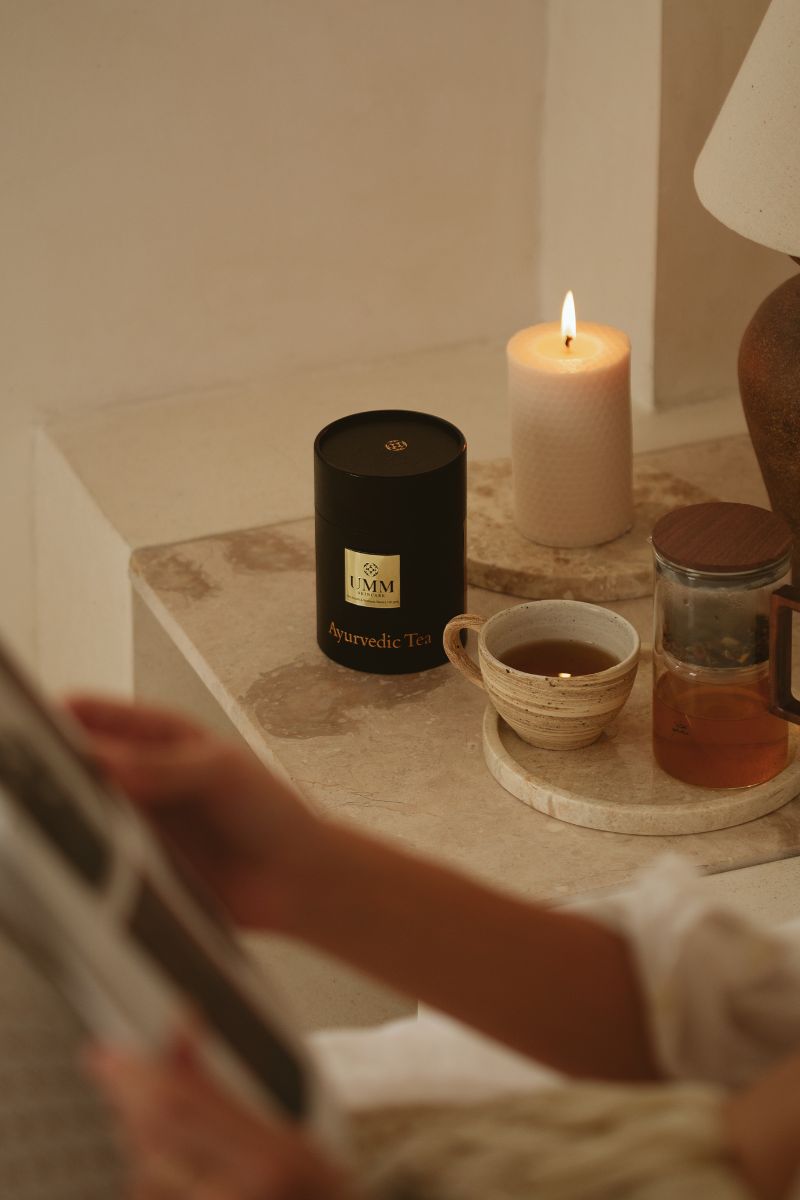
[442,614,487,690]
[770,586,800,724]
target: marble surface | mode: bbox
[483,678,800,836]
[130,435,800,904]
[467,459,712,600]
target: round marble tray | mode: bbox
[482,665,800,835]
[467,459,713,602]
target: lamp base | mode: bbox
[739,267,800,582]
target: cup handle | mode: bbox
[770,585,800,724]
[442,614,487,690]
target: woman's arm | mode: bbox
[69,696,660,1082]
[281,821,659,1081]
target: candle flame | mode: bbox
[561,290,576,347]
[558,672,572,679]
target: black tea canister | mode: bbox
[314,410,467,674]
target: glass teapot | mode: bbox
[651,501,800,789]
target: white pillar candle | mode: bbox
[507,292,633,548]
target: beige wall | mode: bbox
[654,0,794,407]
[1,0,547,666]
[537,0,663,409]
[3,0,794,672]
[539,0,793,414]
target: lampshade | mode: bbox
[694,0,800,256]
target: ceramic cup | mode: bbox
[443,600,640,750]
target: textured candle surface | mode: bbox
[508,321,632,547]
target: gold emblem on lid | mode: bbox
[385,439,408,452]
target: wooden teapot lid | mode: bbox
[652,501,792,574]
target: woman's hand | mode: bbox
[84,1025,355,1200]
[725,1045,800,1200]
[65,695,328,932]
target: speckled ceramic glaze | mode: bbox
[443,600,639,749]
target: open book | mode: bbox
[0,642,345,1158]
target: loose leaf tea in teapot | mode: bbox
[662,611,770,670]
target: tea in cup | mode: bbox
[443,600,639,750]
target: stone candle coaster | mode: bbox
[482,664,800,836]
[467,459,713,601]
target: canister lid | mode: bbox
[314,410,466,536]
[652,501,792,574]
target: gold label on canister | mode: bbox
[344,549,401,609]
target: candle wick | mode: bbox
[564,334,573,349]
